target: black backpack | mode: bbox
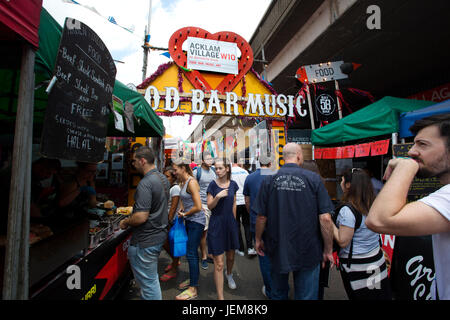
[332,203,362,268]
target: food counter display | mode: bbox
[29,202,134,300]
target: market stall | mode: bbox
[1,7,164,300]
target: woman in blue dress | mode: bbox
[206,158,240,299]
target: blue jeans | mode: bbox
[258,253,273,299]
[185,220,204,287]
[271,264,320,300]
[252,232,273,299]
[128,243,163,300]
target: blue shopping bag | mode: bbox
[168,215,188,257]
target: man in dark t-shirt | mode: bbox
[253,143,334,300]
[120,146,169,300]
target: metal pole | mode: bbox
[306,84,315,130]
[142,0,152,82]
[335,80,343,119]
[261,46,267,80]
[3,44,35,300]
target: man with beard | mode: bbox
[366,114,450,300]
[119,146,170,300]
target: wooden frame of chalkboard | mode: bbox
[40,18,117,163]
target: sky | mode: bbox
[43,0,272,139]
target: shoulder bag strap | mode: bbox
[344,203,363,269]
[151,171,170,201]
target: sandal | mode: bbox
[160,272,177,282]
[175,288,197,300]
[164,261,181,273]
[178,279,190,290]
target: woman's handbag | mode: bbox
[168,215,188,257]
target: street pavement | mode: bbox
[119,248,348,300]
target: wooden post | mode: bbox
[2,44,35,300]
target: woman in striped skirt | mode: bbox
[333,168,392,300]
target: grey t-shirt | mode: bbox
[193,166,216,204]
[131,169,170,248]
[336,206,380,256]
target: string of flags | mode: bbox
[178,135,237,159]
[61,0,136,33]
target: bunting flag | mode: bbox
[108,16,117,25]
[314,139,390,159]
[61,0,135,33]
[160,51,171,59]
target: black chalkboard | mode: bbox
[40,18,116,163]
[392,143,442,196]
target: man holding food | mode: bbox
[119,146,170,300]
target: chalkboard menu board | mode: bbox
[40,18,117,163]
[392,143,442,196]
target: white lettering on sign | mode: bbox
[164,87,180,112]
[304,61,348,83]
[405,255,434,300]
[144,85,160,110]
[143,87,308,118]
[225,92,240,116]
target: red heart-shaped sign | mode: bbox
[168,27,253,94]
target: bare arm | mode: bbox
[255,215,267,256]
[332,223,354,248]
[319,213,335,268]
[207,188,228,210]
[182,179,202,216]
[244,195,251,213]
[168,196,180,222]
[120,211,149,229]
[366,158,450,235]
[233,195,237,219]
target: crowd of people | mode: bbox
[119,114,449,300]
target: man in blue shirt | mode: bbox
[244,160,273,298]
[254,143,334,300]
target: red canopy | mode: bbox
[0,0,42,49]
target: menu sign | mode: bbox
[40,18,116,163]
[392,143,442,196]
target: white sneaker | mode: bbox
[248,248,257,256]
[262,285,267,298]
[235,250,245,257]
[226,273,237,290]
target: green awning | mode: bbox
[310,96,435,146]
[0,7,164,137]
